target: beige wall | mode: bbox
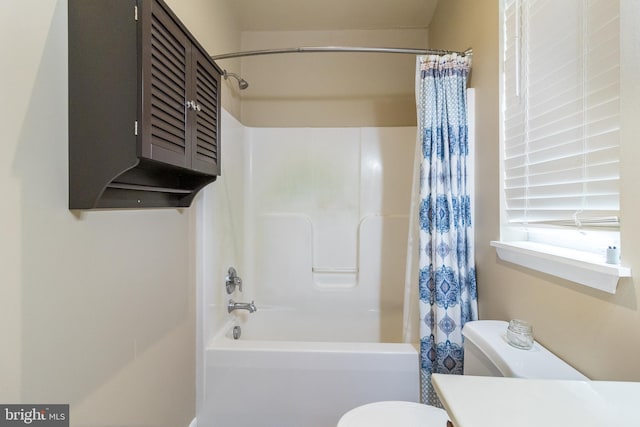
[0,0,240,425]
[429,0,640,381]
[227,28,428,127]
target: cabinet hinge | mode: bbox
[134,5,138,21]
[134,120,138,136]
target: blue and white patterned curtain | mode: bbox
[416,54,478,406]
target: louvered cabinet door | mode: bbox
[140,0,191,169]
[191,48,221,175]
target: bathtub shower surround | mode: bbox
[245,126,417,316]
[196,112,419,426]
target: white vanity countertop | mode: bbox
[432,373,640,427]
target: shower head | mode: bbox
[222,69,249,90]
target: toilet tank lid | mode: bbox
[462,320,589,380]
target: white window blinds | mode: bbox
[503,0,620,228]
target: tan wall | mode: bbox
[429,0,640,380]
[230,28,428,127]
[0,0,240,425]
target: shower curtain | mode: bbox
[405,53,478,406]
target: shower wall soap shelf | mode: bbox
[68,0,222,209]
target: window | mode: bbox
[497,0,628,292]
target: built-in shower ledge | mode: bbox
[490,241,631,294]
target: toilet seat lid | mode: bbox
[337,401,449,427]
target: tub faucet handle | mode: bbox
[226,267,243,294]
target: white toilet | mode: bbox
[337,320,588,426]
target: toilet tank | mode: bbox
[462,320,588,380]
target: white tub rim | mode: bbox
[209,318,418,354]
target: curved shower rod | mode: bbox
[211,46,472,61]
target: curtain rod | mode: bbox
[211,46,472,61]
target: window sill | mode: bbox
[490,241,631,294]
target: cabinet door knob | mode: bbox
[185,100,194,110]
[196,104,202,112]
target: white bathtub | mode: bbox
[199,307,419,427]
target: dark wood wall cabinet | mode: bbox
[69,0,222,209]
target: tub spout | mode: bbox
[228,299,257,314]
